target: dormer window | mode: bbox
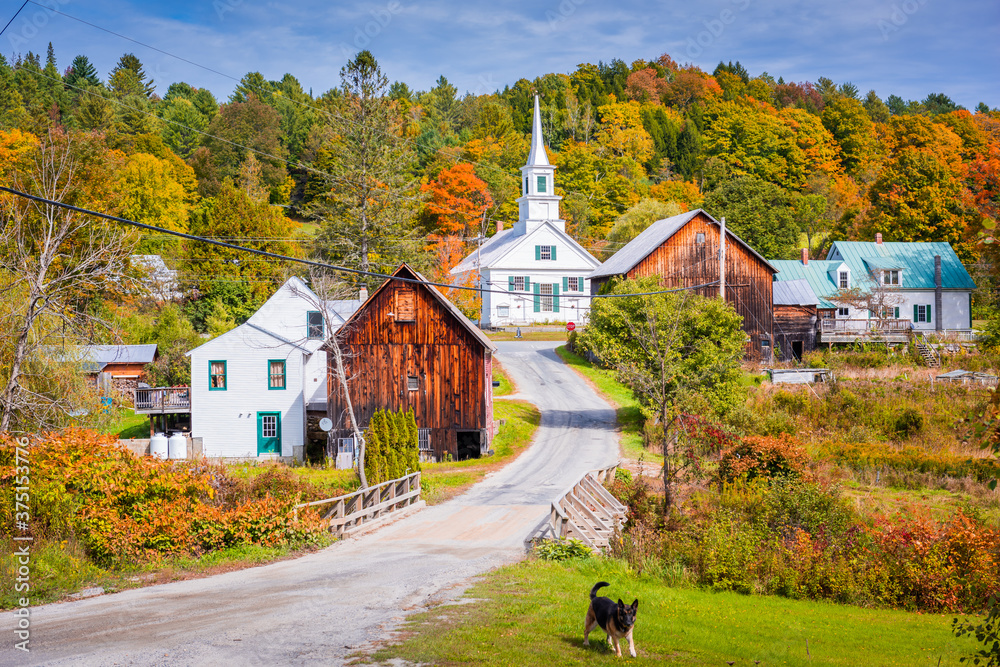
[537,176,546,193]
[883,270,900,286]
[839,271,849,289]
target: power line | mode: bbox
[0,185,719,300]
[0,0,28,38]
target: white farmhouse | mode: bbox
[451,95,601,327]
[186,277,362,460]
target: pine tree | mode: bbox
[64,55,100,88]
[308,50,422,286]
[109,53,155,97]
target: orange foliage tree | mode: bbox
[422,163,494,237]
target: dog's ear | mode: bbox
[617,598,625,607]
[631,599,639,610]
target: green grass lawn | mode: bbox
[489,331,569,341]
[367,557,976,666]
[494,362,515,396]
[554,345,659,467]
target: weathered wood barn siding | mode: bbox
[328,265,494,461]
[773,304,817,361]
[592,211,775,360]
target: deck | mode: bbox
[134,386,191,414]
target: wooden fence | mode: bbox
[548,464,626,552]
[294,471,421,538]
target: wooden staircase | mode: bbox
[915,337,940,368]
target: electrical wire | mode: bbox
[0,185,721,300]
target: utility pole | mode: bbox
[719,216,727,301]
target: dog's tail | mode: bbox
[590,581,610,600]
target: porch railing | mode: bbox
[133,386,191,413]
[820,318,912,333]
[294,471,421,538]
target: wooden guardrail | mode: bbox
[294,471,421,538]
[548,464,626,552]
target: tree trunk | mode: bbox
[330,340,368,489]
[662,404,673,512]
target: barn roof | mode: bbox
[773,279,819,306]
[589,209,777,280]
[339,264,496,352]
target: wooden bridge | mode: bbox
[294,471,422,538]
[543,464,626,552]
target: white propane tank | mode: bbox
[150,433,168,459]
[167,432,186,460]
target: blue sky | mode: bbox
[2,0,998,108]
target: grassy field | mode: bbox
[489,330,569,342]
[494,361,515,396]
[366,557,976,666]
[554,345,657,467]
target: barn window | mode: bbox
[407,375,419,391]
[209,360,227,390]
[268,360,286,390]
[396,288,416,321]
[696,232,705,244]
[307,311,324,339]
[418,428,431,451]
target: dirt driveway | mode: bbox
[1,341,618,666]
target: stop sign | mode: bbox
[566,322,576,332]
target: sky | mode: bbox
[1,0,998,109]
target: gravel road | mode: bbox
[1,341,618,666]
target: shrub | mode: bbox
[717,435,807,483]
[953,595,1000,666]
[894,407,924,437]
[534,538,592,561]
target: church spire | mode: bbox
[526,95,550,167]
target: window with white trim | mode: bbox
[539,283,554,312]
[537,175,547,193]
[497,304,509,317]
[915,304,932,323]
[837,307,849,317]
[883,270,900,285]
[539,245,552,260]
[307,311,324,339]
[511,276,525,291]
[566,277,583,292]
[839,271,849,289]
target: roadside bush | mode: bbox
[364,407,420,485]
[534,538,592,561]
[0,430,329,569]
[717,434,808,483]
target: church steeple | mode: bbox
[514,95,563,236]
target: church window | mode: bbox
[537,176,546,193]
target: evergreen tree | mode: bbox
[64,55,100,88]
[109,53,155,97]
[309,50,421,286]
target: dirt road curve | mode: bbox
[2,341,618,667]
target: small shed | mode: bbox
[326,264,497,462]
[768,368,833,384]
[773,278,819,362]
[79,344,158,394]
[935,370,998,387]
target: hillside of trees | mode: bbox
[1,45,998,344]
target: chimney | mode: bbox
[359,286,368,302]
[801,248,809,265]
[876,232,883,245]
[496,220,504,233]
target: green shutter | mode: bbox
[895,307,899,319]
[552,283,560,313]
[535,245,541,260]
[550,245,557,261]
[524,276,530,291]
[509,276,515,292]
[533,283,540,312]
[913,305,918,322]
[927,304,931,323]
[562,276,569,291]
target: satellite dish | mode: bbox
[319,418,333,432]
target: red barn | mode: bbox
[326,264,496,462]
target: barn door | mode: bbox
[257,412,281,455]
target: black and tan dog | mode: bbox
[583,581,638,657]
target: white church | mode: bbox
[451,96,601,327]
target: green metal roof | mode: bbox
[769,260,844,309]
[827,241,976,291]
